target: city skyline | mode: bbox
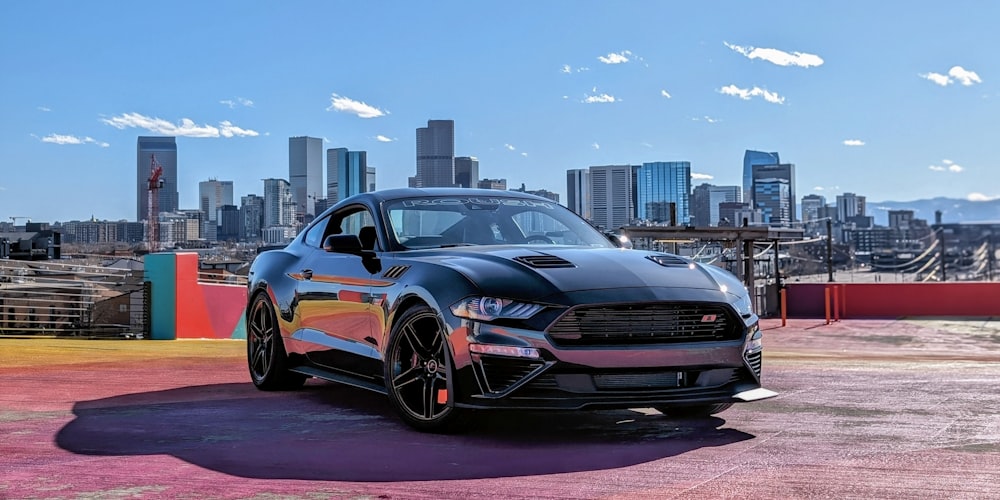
[2,2,999,222]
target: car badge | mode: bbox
[701,314,717,322]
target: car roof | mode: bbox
[348,187,554,205]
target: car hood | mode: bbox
[407,245,733,301]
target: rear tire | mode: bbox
[384,304,466,433]
[247,293,307,391]
[656,403,733,418]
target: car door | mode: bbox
[296,206,382,378]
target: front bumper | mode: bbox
[449,320,772,411]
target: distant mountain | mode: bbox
[868,197,1000,226]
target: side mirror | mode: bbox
[323,234,382,274]
[324,234,363,254]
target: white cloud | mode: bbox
[949,66,982,86]
[560,64,590,74]
[598,50,632,64]
[691,173,714,180]
[504,143,516,151]
[375,135,394,142]
[592,142,600,150]
[583,93,617,103]
[219,97,254,109]
[929,159,964,173]
[0,186,6,191]
[921,66,983,86]
[38,133,109,147]
[520,152,528,157]
[660,89,672,98]
[719,85,785,104]
[703,116,720,123]
[640,142,653,148]
[326,93,386,118]
[921,72,951,86]
[724,42,824,68]
[218,121,258,138]
[37,106,51,112]
[101,112,259,138]
[967,193,999,201]
[813,186,825,191]
[843,139,865,146]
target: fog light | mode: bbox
[469,343,540,359]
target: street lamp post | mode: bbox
[826,218,834,282]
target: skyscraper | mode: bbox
[415,120,455,187]
[263,178,294,228]
[836,192,866,222]
[240,194,264,242]
[692,184,741,226]
[743,150,780,208]
[589,165,637,230]
[454,156,479,188]
[636,161,692,224]
[751,163,797,222]
[327,148,370,202]
[198,179,234,223]
[566,168,592,220]
[289,136,323,217]
[341,150,369,200]
[754,178,791,225]
[136,136,178,222]
[326,147,346,204]
[801,194,826,222]
[366,166,376,193]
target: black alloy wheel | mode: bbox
[385,304,465,432]
[247,293,306,390]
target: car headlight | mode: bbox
[732,291,754,317]
[450,297,544,322]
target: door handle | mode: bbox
[302,269,313,280]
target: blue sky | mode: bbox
[2,1,998,222]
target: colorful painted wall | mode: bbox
[144,253,247,340]
[785,282,1000,318]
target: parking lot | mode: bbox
[2,318,999,499]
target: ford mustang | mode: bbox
[246,188,775,432]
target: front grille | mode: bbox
[547,303,741,347]
[476,356,544,393]
[745,350,762,378]
[593,372,681,390]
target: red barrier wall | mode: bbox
[785,282,1000,318]
[160,253,247,339]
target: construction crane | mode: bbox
[9,216,32,225]
[146,154,164,252]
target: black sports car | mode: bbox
[246,188,775,432]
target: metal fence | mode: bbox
[0,260,145,337]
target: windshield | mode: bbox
[384,196,615,250]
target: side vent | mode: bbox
[514,254,576,269]
[382,265,410,279]
[646,254,689,267]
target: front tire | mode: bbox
[656,403,733,418]
[384,304,466,433]
[247,293,306,391]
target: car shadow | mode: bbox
[55,380,755,482]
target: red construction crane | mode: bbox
[146,154,164,252]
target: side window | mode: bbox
[336,208,378,250]
[303,214,333,248]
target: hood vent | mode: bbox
[514,254,576,269]
[646,254,689,267]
